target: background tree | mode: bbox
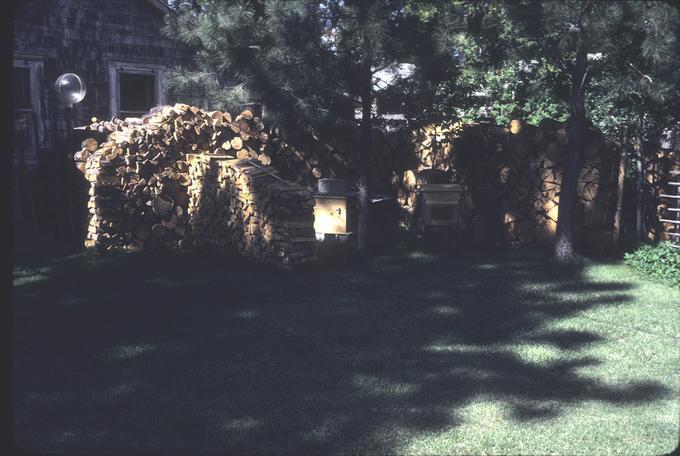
[417,0,569,125]
[587,2,680,243]
[164,0,449,252]
[434,0,679,259]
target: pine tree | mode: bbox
[435,0,680,260]
[430,0,680,261]
[537,0,680,259]
[586,2,680,243]
[163,0,447,252]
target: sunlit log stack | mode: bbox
[78,143,194,251]
[383,118,619,249]
[452,119,620,248]
[73,103,317,267]
[409,121,464,172]
[187,155,317,268]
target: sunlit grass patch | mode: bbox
[107,344,158,360]
[234,310,261,319]
[510,342,570,365]
[220,417,263,433]
[407,251,439,262]
[402,397,678,456]
[13,273,51,287]
[12,246,680,455]
[429,305,461,315]
[13,266,52,287]
[352,374,421,397]
[303,414,352,442]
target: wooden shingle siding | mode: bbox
[12,0,195,252]
[13,0,193,152]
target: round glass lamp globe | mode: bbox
[55,73,86,106]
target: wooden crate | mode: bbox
[419,184,463,227]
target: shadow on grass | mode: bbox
[12,245,670,454]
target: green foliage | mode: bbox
[624,241,680,288]
[162,0,452,137]
[428,0,680,136]
[419,0,573,124]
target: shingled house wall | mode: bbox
[12,0,194,254]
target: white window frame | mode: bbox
[107,61,166,119]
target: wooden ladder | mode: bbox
[659,170,680,250]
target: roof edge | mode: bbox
[145,0,177,15]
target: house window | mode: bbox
[12,65,38,163]
[119,72,156,118]
[14,67,31,110]
[108,61,165,119]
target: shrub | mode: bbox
[624,241,680,288]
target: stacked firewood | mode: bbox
[384,119,619,248]
[268,123,415,193]
[80,137,192,251]
[388,123,463,229]
[186,155,317,268]
[453,119,620,248]
[84,115,143,134]
[409,122,464,172]
[73,103,317,266]
[266,124,352,190]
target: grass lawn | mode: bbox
[12,245,680,455]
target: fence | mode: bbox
[659,170,680,249]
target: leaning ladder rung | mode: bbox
[669,170,680,174]
[659,194,680,199]
[668,182,680,186]
[659,219,680,224]
[667,232,680,237]
[667,208,680,212]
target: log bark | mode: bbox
[152,194,174,217]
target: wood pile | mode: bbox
[453,119,620,248]
[73,103,626,253]
[73,103,317,267]
[79,137,193,252]
[382,118,619,248]
[265,123,354,190]
[186,154,317,268]
[408,122,464,172]
[388,123,466,230]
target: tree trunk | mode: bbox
[613,126,629,245]
[357,19,373,253]
[635,114,645,242]
[554,45,587,262]
[358,90,372,252]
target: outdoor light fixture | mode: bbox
[55,73,86,108]
[54,72,86,247]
